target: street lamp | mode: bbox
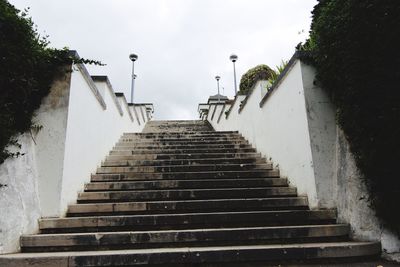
[215,75,221,102]
[229,54,238,95]
[129,53,138,103]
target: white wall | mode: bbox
[211,61,320,208]
[0,59,152,254]
[202,54,400,259]
[0,134,41,254]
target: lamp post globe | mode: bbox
[129,53,138,62]
[229,54,238,95]
[229,54,238,63]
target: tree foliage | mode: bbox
[239,64,275,95]
[0,0,69,163]
[0,0,104,164]
[300,0,400,233]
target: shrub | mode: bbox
[301,0,400,233]
[0,0,72,163]
[239,64,274,95]
[267,60,288,89]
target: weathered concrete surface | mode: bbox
[0,242,382,266]
[336,129,400,262]
[0,134,41,254]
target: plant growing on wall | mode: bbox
[239,64,275,95]
[0,0,102,164]
[266,60,288,89]
[299,0,400,234]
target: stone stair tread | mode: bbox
[83,178,288,191]
[21,224,351,249]
[0,242,381,266]
[39,210,337,232]
[92,169,278,176]
[78,186,297,201]
[101,159,263,167]
[105,152,262,160]
[76,187,297,202]
[109,149,257,155]
[116,140,246,145]
[95,164,273,174]
[67,197,309,216]
[123,130,239,136]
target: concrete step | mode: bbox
[113,144,253,151]
[39,210,337,233]
[21,224,350,252]
[124,130,238,135]
[96,163,272,174]
[123,132,239,139]
[102,157,263,167]
[67,197,309,216]
[77,187,298,203]
[105,152,262,161]
[84,178,288,191]
[109,148,257,155]
[0,242,382,266]
[115,142,249,148]
[91,170,280,182]
[118,137,246,143]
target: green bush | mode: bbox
[239,64,274,95]
[301,0,400,233]
[0,0,71,163]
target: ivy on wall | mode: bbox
[299,0,400,233]
[0,0,102,164]
[239,64,274,95]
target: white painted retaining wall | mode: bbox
[0,54,153,254]
[201,52,400,260]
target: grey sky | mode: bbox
[9,0,317,120]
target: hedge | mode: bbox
[239,64,274,95]
[300,0,400,234]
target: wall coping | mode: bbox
[225,94,244,119]
[259,51,309,108]
[69,51,107,110]
[91,75,124,116]
[115,93,134,122]
[236,51,310,113]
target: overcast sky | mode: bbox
[9,0,317,120]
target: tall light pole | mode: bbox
[230,54,238,95]
[215,75,221,102]
[129,53,138,103]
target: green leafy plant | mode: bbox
[239,64,274,95]
[0,0,103,164]
[300,0,400,234]
[267,60,288,89]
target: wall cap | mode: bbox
[259,51,310,108]
[91,75,124,116]
[69,51,107,110]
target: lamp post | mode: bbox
[229,54,238,95]
[215,75,221,102]
[129,53,138,103]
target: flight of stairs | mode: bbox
[0,120,380,266]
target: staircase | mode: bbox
[0,120,380,266]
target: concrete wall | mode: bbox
[201,53,400,259]
[0,60,152,254]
